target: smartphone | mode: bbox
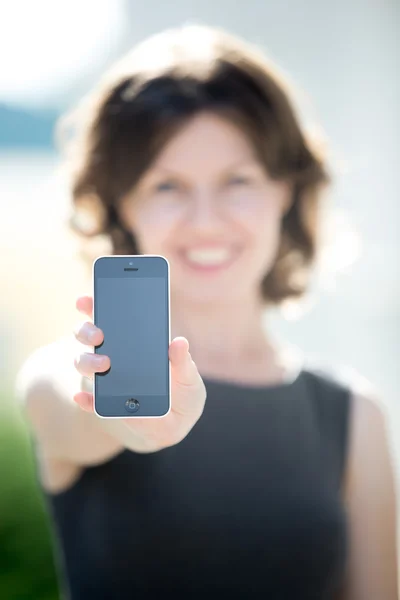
[92,255,170,418]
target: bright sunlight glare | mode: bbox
[0,0,126,107]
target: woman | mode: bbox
[17,24,397,599]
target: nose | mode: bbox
[186,187,224,229]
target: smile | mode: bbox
[179,246,240,272]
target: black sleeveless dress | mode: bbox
[46,368,351,599]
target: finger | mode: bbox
[74,352,110,380]
[76,295,93,320]
[74,321,104,347]
[169,337,203,388]
[73,391,94,412]
[169,337,206,418]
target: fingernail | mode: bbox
[88,329,97,342]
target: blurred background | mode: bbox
[1,0,399,598]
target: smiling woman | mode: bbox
[61,27,328,305]
[17,22,398,600]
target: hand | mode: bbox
[73,295,206,452]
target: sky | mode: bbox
[0,0,126,108]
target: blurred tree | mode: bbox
[0,392,59,600]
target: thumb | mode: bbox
[169,337,200,387]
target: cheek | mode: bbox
[131,203,182,251]
[234,194,284,276]
[232,192,283,238]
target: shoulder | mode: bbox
[300,362,394,487]
[300,360,385,420]
[14,334,85,406]
[300,360,390,434]
[301,359,377,396]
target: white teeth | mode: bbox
[184,248,233,266]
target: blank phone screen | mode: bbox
[95,277,168,397]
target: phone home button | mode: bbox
[125,398,140,413]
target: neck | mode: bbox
[170,290,274,371]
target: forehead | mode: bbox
[150,112,259,174]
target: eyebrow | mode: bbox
[150,158,261,179]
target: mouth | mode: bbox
[178,245,241,273]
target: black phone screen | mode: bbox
[93,256,170,417]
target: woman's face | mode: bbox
[119,112,291,306]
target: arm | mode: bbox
[15,342,125,467]
[15,312,206,470]
[340,391,398,599]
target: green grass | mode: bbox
[0,389,59,600]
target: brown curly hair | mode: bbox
[58,24,330,304]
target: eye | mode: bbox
[227,175,251,186]
[155,181,179,193]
